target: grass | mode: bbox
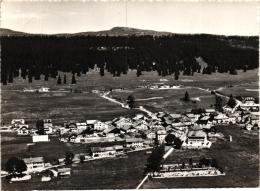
[1,91,140,125]
[142,125,259,188]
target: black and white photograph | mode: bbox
[0,0,259,190]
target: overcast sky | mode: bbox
[1,1,259,36]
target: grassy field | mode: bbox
[110,87,217,113]
[1,91,141,125]
[142,125,259,188]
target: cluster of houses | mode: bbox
[1,97,259,151]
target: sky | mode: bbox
[1,1,259,36]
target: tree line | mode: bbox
[1,35,258,85]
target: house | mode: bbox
[185,113,200,123]
[43,120,53,135]
[11,119,25,128]
[223,105,233,113]
[57,168,71,176]
[67,122,78,133]
[103,126,121,135]
[32,135,49,142]
[23,157,45,173]
[249,112,260,126]
[125,138,144,148]
[240,97,259,111]
[205,109,216,115]
[195,116,212,129]
[93,121,109,131]
[182,130,211,149]
[17,125,30,135]
[38,87,50,92]
[213,114,230,125]
[156,130,167,143]
[146,131,156,140]
[76,123,87,133]
[113,117,133,129]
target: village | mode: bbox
[1,86,259,185]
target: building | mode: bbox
[183,130,211,149]
[76,122,87,133]
[17,125,30,135]
[11,119,25,128]
[90,145,123,158]
[32,135,49,142]
[240,97,259,111]
[43,119,53,134]
[125,138,144,148]
[38,87,50,92]
[213,114,230,125]
[23,157,45,173]
[57,168,71,176]
[156,130,167,143]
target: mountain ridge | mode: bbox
[0,27,258,38]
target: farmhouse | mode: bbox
[17,125,30,135]
[183,130,211,149]
[23,157,45,173]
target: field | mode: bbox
[1,69,258,125]
[142,125,259,188]
[1,69,259,189]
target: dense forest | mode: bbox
[1,27,258,85]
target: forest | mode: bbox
[1,31,258,85]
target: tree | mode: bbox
[181,91,190,102]
[227,94,237,108]
[71,74,76,84]
[215,95,223,112]
[63,74,67,84]
[145,145,165,175]
[65,151,74,165]
[165,134,175,146]
[6,157,27,174]
[79,155,85,163]
[173,137,182,149]
[100,66,105,76]
[36,119,45,135]
[57,75,62,85]
[127,95,135,109]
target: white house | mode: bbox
[76,122,87,133]
[93,121,109,131]
[17,125,30,135]
[57,168,71,176]
[183,130,211,149]
[23,157,45,173]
